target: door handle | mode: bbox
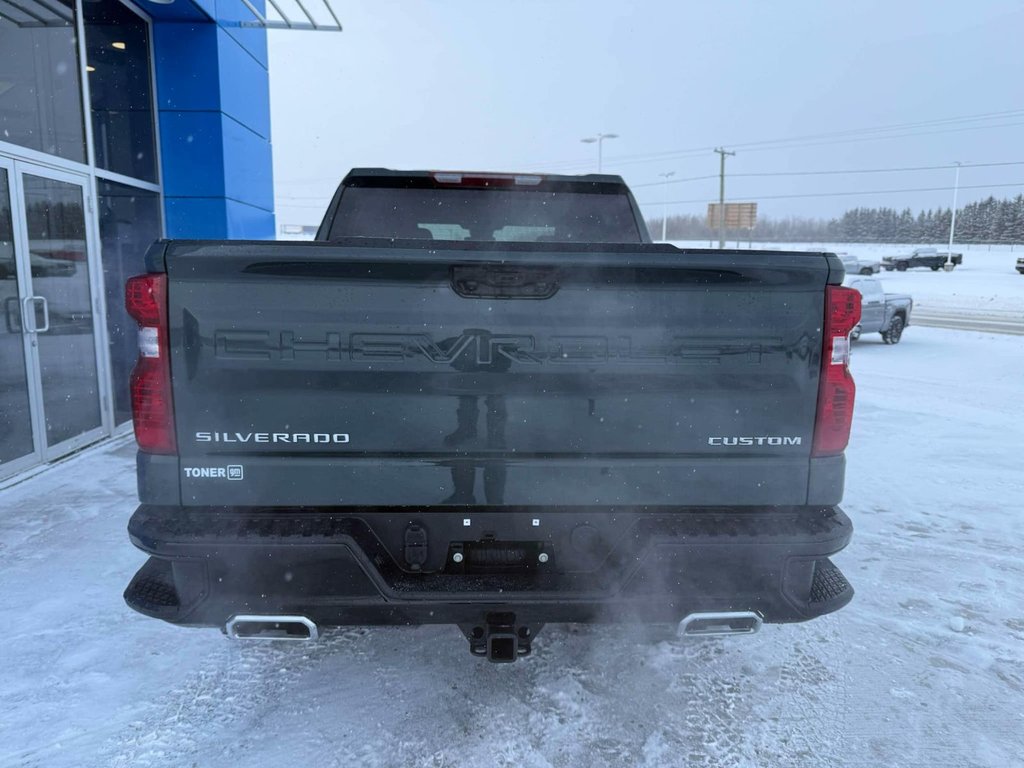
[22,296,49,333]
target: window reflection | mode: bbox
[0,2,86,161]
[84,0,157,182]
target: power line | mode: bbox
[737,120,1024,157]
[712,109,1024,152]
[734,159,1024,177]
[539,109,1024,168]
[545,120,1024,172]
[638,181,1024,207]
[534,110,1024,172]
[631,160,1024,187]
[270,110,1024,194]
[632,174,719,188]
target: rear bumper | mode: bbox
[125,505,854,629]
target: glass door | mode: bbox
[0,159,41,479]
[1,158,109,478]
[19,169,106,457]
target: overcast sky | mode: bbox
[267,0,1024,228]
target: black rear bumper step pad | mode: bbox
[809,558,853,604]
[125,557,179,616]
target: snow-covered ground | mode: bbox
[2,326,1023,768]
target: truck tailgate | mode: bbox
[157,240,836,507]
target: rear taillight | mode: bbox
[126,274,176,453]
[812,285,861,457]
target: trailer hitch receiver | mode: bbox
[461,613,540,662]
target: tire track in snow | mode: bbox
[431,622,851,768]
[99,627,376,768]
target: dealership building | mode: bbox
[1,0,334,480]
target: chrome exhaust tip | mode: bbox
[678,611,762,637]
[226,615,319,641]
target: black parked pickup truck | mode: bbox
[124,169,861,662]
[882,247,963,271]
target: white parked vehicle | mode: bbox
[838,252,882,276]
[845,276,913,344]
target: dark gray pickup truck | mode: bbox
[124,169,861,661]
[882,247,963,271]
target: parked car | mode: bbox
[846,276,913,344]
[882,247,962,271]
[123,169,860,662]
[838,252,882,276]
[1015,257,1024,274]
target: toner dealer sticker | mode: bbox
[183,465,245,480]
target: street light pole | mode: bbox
[714,147,736,249]
[948,161,962,260]
[658,171,676,241]
[581,133,619,172]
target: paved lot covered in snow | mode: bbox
[2,325,1022,768]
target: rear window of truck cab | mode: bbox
[327,186,642,243]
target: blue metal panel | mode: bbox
[216,27,271,139]
[222,116,273,210]
[158,111,226,199]
[225,198,275,239]
[164,198,229,239]
[152,23,219,111]
[166,197,274,240]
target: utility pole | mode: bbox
[714,147,735,249]
[947,161,962,260]
[658,171,676,241]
